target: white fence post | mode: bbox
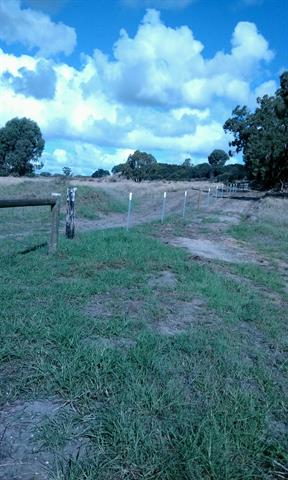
[207,187,211,207]
[183,191,187,218]
[126,192,132,231]
[161,191,167,223]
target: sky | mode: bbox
[0,0,286,175]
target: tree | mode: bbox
[182,158,193,167]
[223,72,288,188]
[92,168,110,178]
[62,166,72,176]
[111,163,125,175]
[216,164,247,183]
[0,117,45,176]
[208,149,229,167]
[125,150,157,182]
[192,163,211,179]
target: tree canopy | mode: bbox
[0,117,45,176]
[62,166,73,177]
[124,150,157,182]
[112,155,246,183]
[223,72,288,188]
[92,168,110,178]
[208,149,229,167]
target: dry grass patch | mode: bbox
[154,297,218,335]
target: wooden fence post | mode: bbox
[197,190,202,210]
[49,193,61,254]
[66,187,77,239]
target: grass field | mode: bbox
[0,180,287,479]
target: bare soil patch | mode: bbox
[84,291,144,320]
[0,399,89,480]
[148,271,177,289]
[153,297,218,335]
[84,283,217,337]
[169,237,261,263]
[234,322,288,389]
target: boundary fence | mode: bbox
[0,194,61,254]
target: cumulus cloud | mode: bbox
[254,80,277,99]
[43,143,134,175]
[90,11,273,108]
[0,10,277,173]
[7,59,57,99]
[0,0,76,56]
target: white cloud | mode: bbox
[231,22,273,62]
[7,59,57,99]
[0,0,76,56]
[254,80,277,99]
[90,12,273,109]
[0,48,36,75]
[0,10,277,173]
[52,148,69,165]
[171,107,210,121]
[43,143,134,175]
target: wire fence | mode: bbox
[0,182,252,255]
[0,205,52,255]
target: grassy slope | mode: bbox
[1,216,287,479]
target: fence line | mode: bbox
[0,194,61,254]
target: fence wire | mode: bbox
[0,205,52,255]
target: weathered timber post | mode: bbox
[66,187,77,239]
[49,193,61,254]
[197,190,202,209]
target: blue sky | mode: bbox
[0,0,286,174]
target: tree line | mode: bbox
[110,150,246,183]
[0,71,287,188]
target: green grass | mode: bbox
[75,185,127,218]
[0,179,127,219]
[228,262,287,295]
[1,224,287,479]
[229,221,288,262]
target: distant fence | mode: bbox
[0,194,61,254]
[226,181,250,193]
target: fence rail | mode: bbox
[0,194,61,254]
[0,198,57,208]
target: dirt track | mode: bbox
[74,181,265,265]
[0,177,264,263]
[76,180,261,232]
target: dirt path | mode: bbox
[76,189,260,233]
[161,196,265,264]
[0,177,264,264]
[73,186,266,265]
[76,189,199,231]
